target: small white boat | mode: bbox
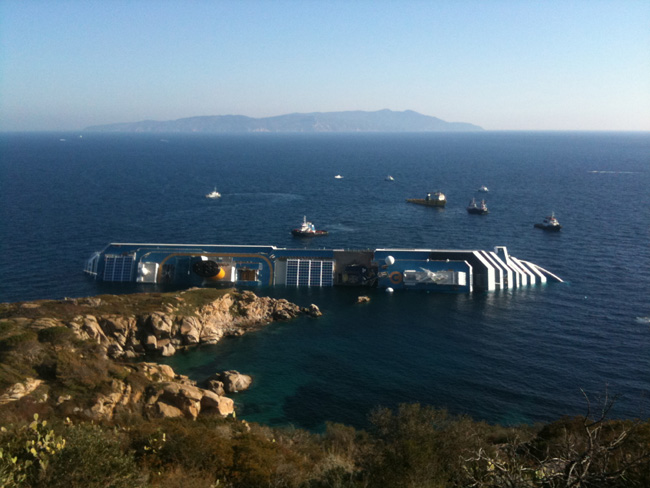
[205,188,221,199]
[385,175,395,181]
[334,174,343,179]
[478,185,489,192]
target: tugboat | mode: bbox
[467,198,488,215]
[534,212,562,231]
[406,191,446,207]
[205,187,221,199]
[291,216,328,237]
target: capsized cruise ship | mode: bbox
[84,243,562,293]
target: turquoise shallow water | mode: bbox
[1,131,649,429]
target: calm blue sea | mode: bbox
[1,131,649,429]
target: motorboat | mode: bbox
[206,188,221,199]
[534,212,562,231]
[291,216,328,237]
[467,198,488,215]
[406,191,446,207]
[478,185,489,192]
[334,175,343,179]
[385,175,395,181]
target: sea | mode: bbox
[1,131,649,430]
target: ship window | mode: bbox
[286,259,334,287]
[237,268,258,281]
[286,260,299,285]
[310,261,322,286]
[321,261,334,286]
[103,254,135,282]
[298,261,310,286]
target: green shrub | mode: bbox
[53,348,123,394]
[0,414,66,488]
[367,403,486,488]
[0,320,15,337]
[130,417,234,481]
[41,423,145,488]
[0,330,38,352]
[37,327,76,346]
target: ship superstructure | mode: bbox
[85,243,562,293]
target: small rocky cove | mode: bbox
[0,288,321,421]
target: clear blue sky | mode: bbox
[1,0,649,131]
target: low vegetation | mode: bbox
[0,288,233,324]
[1,403,648,487]
[0,291,648,487]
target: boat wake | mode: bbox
[325,223,357,232]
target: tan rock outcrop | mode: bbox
[84,379,133,420]
[201,390,235,416]
[150,401,184,418]
[69,314,108,344]
[64,291,320,359]
[146,311,176,338]
[139,362,176,381]
[1,290,302,421]
[70,363,237,421]
[219,371,253,393]
[0,378,44,405]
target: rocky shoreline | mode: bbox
[67,289,322,358]
[0,288,321,421]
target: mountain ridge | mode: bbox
[85,109,483,133]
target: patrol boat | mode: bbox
[534,212,562,231]
[291,216,328,237]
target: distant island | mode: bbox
[84,109,483,133]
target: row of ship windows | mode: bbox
[286,260,334,287]
[101,256,336,287]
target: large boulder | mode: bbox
[304,304,323,316]
[200,390,235,416]
[99,315,136,346]
[146,312,175,338]
[72,314,108,344]
[156,383,204,419]
[204,379,226,396]
[151,401,184,418]
[139,362,176,382]
[219,371,253,393]
[179,316,202,344]
[199,318,226,344]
